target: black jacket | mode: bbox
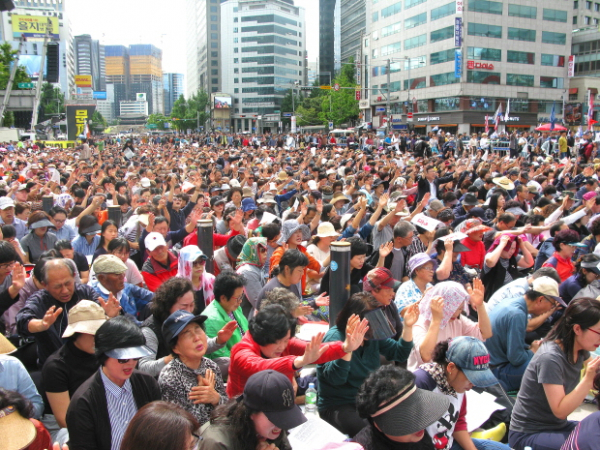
[67,369,161,450]
[416,172,456,203]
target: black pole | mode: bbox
[329,241,351,328]
[197,219,214,275]
[42,196,53,213]
[107,205,122,227]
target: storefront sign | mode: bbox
[467,61,495,70]
[454,18,462,47]
[455,49,462,78]
[500,116,520,122]
[417,116,441,122]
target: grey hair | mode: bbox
[260,287,300,315]
[394,221,416,239]
[532,267,562,285]
[42,258,75,284]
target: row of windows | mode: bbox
[467,0,568,22]
[467,23,566,45]
[378,72,563,89]
[431,2,455,20]
[426,48,565,67]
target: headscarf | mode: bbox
[176,245,215,304]
[488,234,519,259]
[418,281,470,329]
[236,237,267,269]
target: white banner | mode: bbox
[568,55,575,78]
[291,115,297,133]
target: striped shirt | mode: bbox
[100,368,138,450]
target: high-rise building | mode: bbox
[0,0,76,98]
[163,73,185,115]
[74,34,106,92]
[186,0,224,97]
[105,45,130,119]
[363,0,582,134]
[221,0,306,132]
[319,0,336,84]
[340,0,365,64]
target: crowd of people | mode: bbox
[1,127,600,450]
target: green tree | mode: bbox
[170,90,210,131]
[0,42,31,90]
[318,58,359,127]
[146,113,169,130]
[296,96,323,127]
[91,110,107,132]
[1,111,14,127]
[39,82,64,122]
[280,89,303,125]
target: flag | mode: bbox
[588,89,596,131]
[504,99,510,121]
[84,121,91,139]
[485,115,489,134]
[562,94,567,125]
[550,101,556,131]
[494,103,503,131]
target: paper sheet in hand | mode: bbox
[295,323,330,341]
[288,417,348,450]
[411,213,442,232]
[124,149,135,160]
[465,389,506,432]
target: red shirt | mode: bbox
[543,251,574,282]
[141,252,179,292]
[227,331,347,398]
[183,228,241,248]
[460,236,485,270]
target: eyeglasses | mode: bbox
[542,297,558,308]
[0,261,15,271]
[419,265,435,272]
[587,328,600,337]
[117,357,141,364]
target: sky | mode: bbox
[68,0,320,93]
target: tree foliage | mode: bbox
[146,113,169,130]
[170,90,210,131]
[0,42,31,90]
[280,89,303,124]
[91,110,107,131]
[317,58,359,127]
[39,82,65,122]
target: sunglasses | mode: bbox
[193,259,206,267]
[118,357,141,364]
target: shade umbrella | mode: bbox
[535,123,568,131]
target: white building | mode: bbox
[363,0,589,135]
[221,0,306,132]
[120,100,148,116]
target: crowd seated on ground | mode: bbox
[3,129,600,450]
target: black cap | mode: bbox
[242,370,307,430]
[468,207,486,220]
[462,193,478,206]
[161,310,208,349]
[210,196,226,207]
[226,234,247,260]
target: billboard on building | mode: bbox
[17,55,45,80]
[214,96,232,109]
[66,105,96,140]
[93,92,107,100]
[12,15,59,40]
[136,93,147,102]
[564,103,583,125]
[74,75,93,88]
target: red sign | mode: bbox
[467,61,494,70]
[355,90,361,101]
[407,112,413,119]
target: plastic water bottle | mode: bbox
[305,383,318,416]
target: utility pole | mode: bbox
[0,37,25,126]
[406,56,411,115]
[386,59,391,134]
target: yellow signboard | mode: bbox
[12,15,59,39]
[74,75,93,88]
[320,85,332,90]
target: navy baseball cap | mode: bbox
[446,336,498,388]
[161,310,207,348]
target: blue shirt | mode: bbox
[90,280,153,323]
[485,296,533,367]
[100,368,138,450]
[0,217,28,240]
[51,223,78,241]
[486,277,530,312]
[71,234,100,257]
[0,355,44,418]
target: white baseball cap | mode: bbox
[145,232,167,252]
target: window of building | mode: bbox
[508,4,536,18]
[430,48,455,64]
[596,2,600,11]
[211,33,218,39]
[467,47,502,61]
[585,16,592,24]
[467,70,501,84]
[382,21,402,37]
[211,42,218,48]
[211,60,218,66]
[430,72,459,86]
[431,2,455,20]
[211,15,217,21]
[210,6,217,12]
[211,51,218,57]
[574,15,578,24]
[234,37,238,43]
[405,56,427,69]
[467,23,502,38]
[468,97,496,111]
[542,31,566,45]
[211,78,218,85]
[211,69,218,75]
[234,48,239,53]
[211,24,218,30]
[574,0,579,8]
[595,18,599,25]
[543,8,568,21]
[391,62,402,72]
[569,93,578,101]
[234,27,238,33]
[506,74,534,86]
[365,38,369,47]
[540,76,564,88]
[405,0,426,9]
[372,11,379,22]
[430,25,454,43]
[434,97,460,112]
[381,41,402,56]
[372,48,379,58]
[234,68,239,73]
[234,58,239,63]
[468,0,502,14]
[405,12,427,28]
[586,0,592,8]
[404,34,427,50]
[381,2,402,18]
[403,77,426,89]
[234,78,239,83]
[507,50,535,64]
[508,27,536,42]
[234,17,238,22]
[234,88,239,93]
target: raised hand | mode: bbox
[298,332,328,367]
[98,292,121,317]
[403,303,420,328]
[41,305,63,331]
[430,296,444,323]
[443,237,454,253]
[343,315,369,352]
[379,241,393,259]
[378,193,389,210]
[467,278,485,310]
[10,262,26,291]
[292,304,313,318]
[316,198,323,214]
[315,292,329,307]
[216,320,238,345]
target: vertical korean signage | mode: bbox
[67,105,96,140]
[454,17,462,47]
[455,49,462,78]
[456,0,463,14]
[568,55,576,78]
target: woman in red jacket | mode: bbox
[227,303,368,397]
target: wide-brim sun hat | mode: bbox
[0,334,16,355]
[277,219,311,245]
[492,176,515,191]
[0,405,37,450]
[316,222,340,238]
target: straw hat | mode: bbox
[0,405,37,450]
[316,222,340,238]
[330,193,350,205]
[492,176,515,191]
[0,334,16,355]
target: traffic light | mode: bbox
[45,42,59,83]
